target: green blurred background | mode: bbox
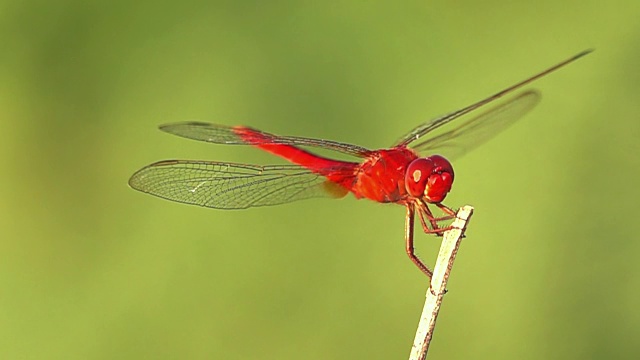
[2,1,639,359]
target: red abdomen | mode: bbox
[234,126,418,204]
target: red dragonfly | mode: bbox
[129,50,590,278]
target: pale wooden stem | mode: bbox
[408,205,474,360]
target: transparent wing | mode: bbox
[410,90,540,160]
[395,50,591,148]
[128,160,352,209]
[159,122,372,158]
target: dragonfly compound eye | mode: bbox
[405,156,454,203]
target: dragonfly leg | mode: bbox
[434,203,464,237]
[415,200,452,234]
[436,203,457,217]
[405,205,433,279]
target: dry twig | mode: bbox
[408,205,474,360]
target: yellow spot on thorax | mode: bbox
[322,180,349,198]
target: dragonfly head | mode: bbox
[405,155,454,203]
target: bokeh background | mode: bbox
[2,1,639,359]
